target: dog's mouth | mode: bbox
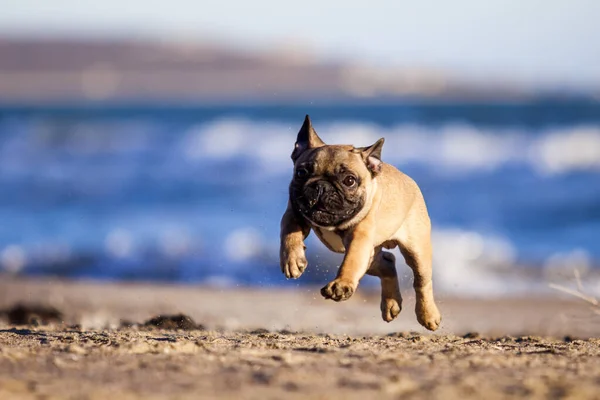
[309,199,328,212]
[296,195,358,227]
[298,196,329,216]
[291,179,364,227]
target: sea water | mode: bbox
[1,102,599,296]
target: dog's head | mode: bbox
[288,115,384,229]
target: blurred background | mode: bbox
[0,0,599,297]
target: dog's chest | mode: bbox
[313,227,346,253]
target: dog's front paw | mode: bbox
[321,279,356,302]
[280,245,307,279]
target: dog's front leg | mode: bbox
[280,201,311,279]
[321,227,374,302]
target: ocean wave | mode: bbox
[2,116,600,176]
[2,224,598,297]
[180,118,600,175]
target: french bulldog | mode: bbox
[279,115,441,331]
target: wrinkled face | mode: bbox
[288,115,384,228]
[290,146,371,228]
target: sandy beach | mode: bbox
[1,276,599,399]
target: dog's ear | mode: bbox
[355,138,384,174]
[291,115,325,162]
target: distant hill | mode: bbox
[0,38,585,104]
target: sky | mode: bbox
[1,0,599,90]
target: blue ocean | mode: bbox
[1,102,599,296]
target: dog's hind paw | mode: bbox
[416,303,441,331]
[381,298,402,322]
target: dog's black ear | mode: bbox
[291,115,325,162]
[356,138,384,174]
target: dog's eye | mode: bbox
[296,168,309,178]
[342,175,356,187]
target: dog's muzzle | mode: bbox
[304,182,327,209]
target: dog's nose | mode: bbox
[315,182,325,198]
[306,182,326,208]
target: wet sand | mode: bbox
[1,277,599,399]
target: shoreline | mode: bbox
[1,276,597,338]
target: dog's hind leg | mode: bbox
[396,203,441,331]
[366,248,402,322]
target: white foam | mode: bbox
[544,249,592,273]
[431,228,519,296]
[184,119,249,160]
[105,228,134,259]
[532,126,600,175]
[159,227,192,258]
[224,227,264,262]
[0,245,26,273]
[438,124,525,172]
